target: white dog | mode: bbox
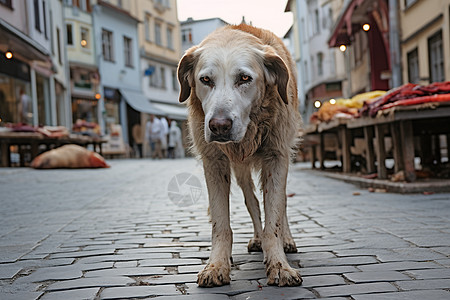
[177,24,302,287]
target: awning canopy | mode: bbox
[328,0,367,47]
[121,89,166,115]
[152,102,188,120]
[0,19,51,62]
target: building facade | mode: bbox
[180,17,228,53]
[0,0,70,127]
[63,0,100,130]
[400,0,450,85]
[286,0,346,123]
[92,0,144,149]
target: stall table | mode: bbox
[0,132,107,167]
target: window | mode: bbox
[171,69,178,91]
[102,29,114,62]
[148,65,166,89]
[407,48,419,83]
[160,67,166,89]
[57,28,62,65]
[155,22,162,46]
[124,36,133,67]
[304,61,309,83]
[405,0,418,8]
[43,0,48,39]
[428,30,445,83]
[144,14,151,41]
[166,27,173,49]
[66,24,73,45]
[317,52,323,76]
[80,27,89,49]
[314,9,320,35]
[182,29,192,43]
[34,0,41,32]
[149,64,158,87]
[0,0,13,9]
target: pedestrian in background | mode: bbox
[145,114,163,159]
[160,116,169,158]
[168,121,184,159]
[132,123,143,158]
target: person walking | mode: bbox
[145,114,163,159]
[168,121,184,159]
[132,123,143,158]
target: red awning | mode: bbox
[328,0,365,47]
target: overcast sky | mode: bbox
[176,0,293,37]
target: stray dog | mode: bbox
[177,24,302,287]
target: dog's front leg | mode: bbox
[261,157,302,286]
[197,155,232,287]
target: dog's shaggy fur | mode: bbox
[178,24,303,287]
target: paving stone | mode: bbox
[177,265,205,274]
[49,249,116,259]
[0,291,43,300]
[100,285,180,299]
[0,264,23,279]
[185,280,259,296]
[40,288,99,300]
[300,266,359,276]
[301,274,346,287]
[395,278,450,291]
[46,276,135,291]
[301,256,378,267]
[152,295,230,300]
[230,269,266,281]
[139,258,203,267]
[343,271,411,283]
[404,268,450,280]
[140,273,198,285]
[232,286,316,299]
[316,282,397,297]
[85,266,168,277]
[352,290,450,300]
[358,261,440,272]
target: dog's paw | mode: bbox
[197,262,231,287]
[283,238,298,253]
[248,237,262,252]
[266,261,302,286]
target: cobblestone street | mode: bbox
[1,158,450,299]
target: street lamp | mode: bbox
[329,99,336,105]
[5,50,13,59]
[339,45,347,52]
[362,23,370,32]
[314,100,321,109]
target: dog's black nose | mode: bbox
[209,117,233,137]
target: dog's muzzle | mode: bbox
[209,117,233,143]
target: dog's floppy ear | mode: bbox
[177,47,198,103]
[263,47,289,104]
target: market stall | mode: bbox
[0,124,106,167]
[305,82,450,183]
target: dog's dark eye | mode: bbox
[200,76,214,87]
[238,74,252,85]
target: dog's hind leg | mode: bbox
[233,163,263,252]
[282,199,298,253]
[197,154,233,287]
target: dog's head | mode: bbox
[177,27,289,144]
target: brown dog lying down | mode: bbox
[31,144,109,169]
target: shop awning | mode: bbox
[0,19,51,62]
[121,89,166,115]
[152,102,188,120]
[328,0,366,47]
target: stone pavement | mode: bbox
[1,158,450,300]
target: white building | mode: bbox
[180,17,228,53]
[285,0,346,123]
[92,0,145,145]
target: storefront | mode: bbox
[0,53,32,124]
